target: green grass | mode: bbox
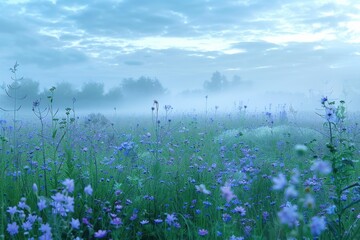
[0,109,359,239]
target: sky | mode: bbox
[1,0,360,111]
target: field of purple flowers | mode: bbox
[0,97,359,239]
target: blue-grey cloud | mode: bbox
[0,0,359,104]
[124,60,143,66]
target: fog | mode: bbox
[1,72,359,122]
[1,0,360,119]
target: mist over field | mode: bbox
[1,72,359,118]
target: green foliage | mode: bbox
[321,99,359,240]
[1,96,359,239]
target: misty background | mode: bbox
[1,69,359,117]
[1,0,360,115]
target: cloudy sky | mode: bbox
[1,0,360,107]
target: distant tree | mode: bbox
[1,78,40,109]
[80,82,104,98]
[55,82,78,99]
[231,75,242,87]
[203,72,249,92]
[77,82,105,108]
[122,76,166,100]
[49,82,78,107]
[203,71,228,92]
[105,85,123,103]
[17,78,40,100]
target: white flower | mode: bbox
[272,173,287,190]
[195,184,211,195]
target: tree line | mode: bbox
[0,76,166,110]
[1,68,249,111]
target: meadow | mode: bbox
[0,97,359,240]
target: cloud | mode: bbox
[1,0,360,98]
[13,48,88,68]
[124,60,143,66]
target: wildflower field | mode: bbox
[0,97,359,240]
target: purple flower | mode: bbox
[173,222,181,228]
[220,183,236,202]
[40,223,52,234]
[51,193,74,216]
[341,194,347,201]
[165,213,178,226]
[38,199,47,211]
[244,226,252,237]
[70,218,80,229]
[18,198,30,210]
[272,173,287,190]
[84,185,93,196]
[94,230,107,238]
[325,107,337,123]
[277,202,299,227]
[130,213,138,221]
[262,211,270,221]
[326,205,336,214]
[27,214,37,224]
[82,218,91,226]
[110,217,122,227]
[7,206,18,217]
[222,213,232,223]
[154,219,163,224]
[311,159,332,175]
[62,178,74,193]
[234,206,246,216]
[52,192,64,202]
[7,222,19,236]
[285,185,298,198]
[118,141,135,156]
[310,216,326,236]
[229,235,244,240]
[198,229,208,236]
[321,96,328,105]
[203,201,212,206]
[140,219,149,225]
[22,221,33,231]
[39,233,52,240]
[32,183,38,194]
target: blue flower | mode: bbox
[62,179,74,193]
[277,202,299,227]
[94,230,107,238]
[272,173,287,190]
[198,229,208,236]
[7,222,19,236]
[70,218,80,229]
[321,97,328,105]
[84,185,93,196]
[310,216,326,236]
[7,206,18,217]
[22,221,33,231]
